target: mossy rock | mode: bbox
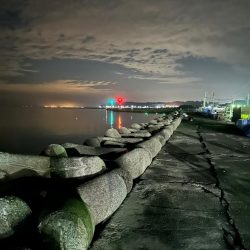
[0,196,32,239]
[39,198,94,250]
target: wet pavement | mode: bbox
[90,118,250,250]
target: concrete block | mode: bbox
[121,131,151,138]
[83,138,101,147]
[0,196,31,239]
[39,198,95,250]
[118,127,131,135]
[62,143,126,156]
[44,144,68,157]
[136,137,162,158]
[0,152,50,181]
[130,123,142,130]
[104,128,121,138]
[115,148,152,179]
[50,156,106,178]
[77,169,129,225]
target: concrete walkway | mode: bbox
[90,119,250,250]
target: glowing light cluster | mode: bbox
[115,96,125,106]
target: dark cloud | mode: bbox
[0,0,250,105]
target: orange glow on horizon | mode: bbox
[43,102,83,108]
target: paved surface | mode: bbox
[90,119,250,250]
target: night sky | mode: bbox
[1,0,250,106]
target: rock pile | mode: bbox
[0,110,183,249]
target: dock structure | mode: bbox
[90,117,250,250]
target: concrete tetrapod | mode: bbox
[165,124,174,135]
[39,198,95,250]
[50,156,106,178]
[172,118,180,130]
[100,137,143,144]
[84,138,101,147]
[154,127,173,145]
[104,128,121,138]
[115,148,152,179]
[151,133,166,146]
[62,143,126,156]
[121,131,151,138]
[130,123,142,130]
[0,196,32,239]
[44,144,68,157]
[77,169,133,225]
[147,125,163,133]
[136,137,162,158]
[118,127,131,135]
[0,152,50,181]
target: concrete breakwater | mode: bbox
[0,111,182,249]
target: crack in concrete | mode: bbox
[197,126,246,250]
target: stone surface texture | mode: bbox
[90,118,250,250]
[115,148,152,179]
[130,123,141,130]
[44,144,68,157]
[62,143,126,156]
[0,153,50,180]
[84,138,101,147]
[104,129,121,138]
[77,169,129,225]
[118,127,131,135]
[0,196,31,239]
[136,137,162,158]
[50,156,106,178]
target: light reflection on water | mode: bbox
[106,111,124,129]
[0,107,157,154]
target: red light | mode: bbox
[116,96,125,105]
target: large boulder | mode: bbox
[83,138,101,147]
[50,156,106,178]
[39,198,95,250]
[0,152,50,181]
[104,128,121,138]
[118,127,131,135]
[115,148,152,179]
[136,137,162,158]
[77,169,131,225]
[0,196,32,239]
[44,144,68,157]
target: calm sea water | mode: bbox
[0,107,157,155]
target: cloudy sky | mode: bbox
[1,0,250,106]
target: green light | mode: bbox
[107,98,115,106]
[144,112,148,116]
